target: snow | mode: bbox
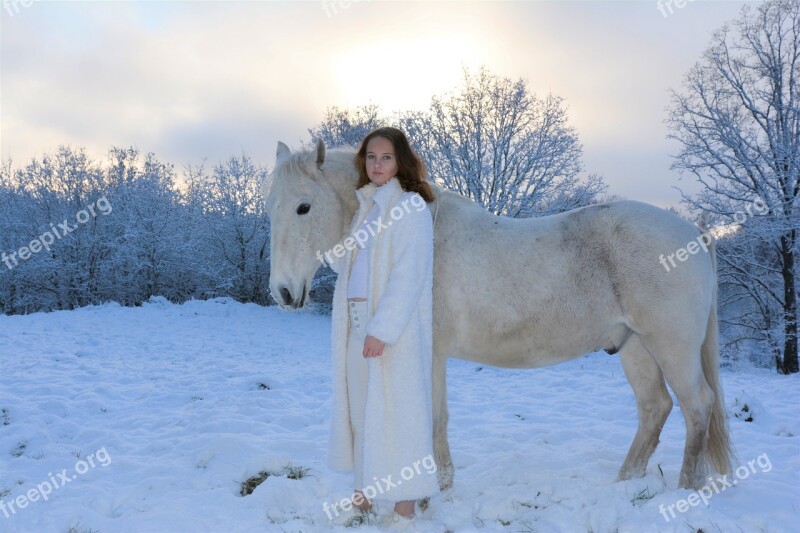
[1,298,798,532]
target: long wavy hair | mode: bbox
[354,127,435,203]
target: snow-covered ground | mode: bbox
[1,298,797,532]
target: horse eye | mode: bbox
[297,203,311,215]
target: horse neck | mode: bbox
[321,153,493,237]
[323,150,361,235]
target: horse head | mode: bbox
[264,139,358,309]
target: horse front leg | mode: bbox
[432,349,454,492]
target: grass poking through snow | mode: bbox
[240,464,311,496]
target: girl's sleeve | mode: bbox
[365,195,433,346]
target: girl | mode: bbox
[327,127,439,528]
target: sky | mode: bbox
[1,0,758,209]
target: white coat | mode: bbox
[326,176,439,501]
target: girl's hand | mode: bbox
[363,335,385,358]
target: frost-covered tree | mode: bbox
[307,103,385,149]
[399,66,606,217]
[102,147,197,304]
[0,147,114,311]
[667,0,799,373]
[714,219,790,368]
[305,70,604,219]
[0,146,275,315]
[0,159,33,313]
[196,154,271,304]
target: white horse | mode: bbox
[264,139,734,490]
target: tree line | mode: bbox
[0,147,272,313]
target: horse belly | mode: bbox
[454,309,610,369]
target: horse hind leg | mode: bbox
[618,333,673,481]
[432,350,454,492]
[639,333,715,489]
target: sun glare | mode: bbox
[330,34,488,113]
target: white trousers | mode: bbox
[346,299,369,491]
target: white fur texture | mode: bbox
[326,177,439,501]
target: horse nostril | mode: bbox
[280,287,292,305]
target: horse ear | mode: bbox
[276,141,291,162]
[315,138,326,171]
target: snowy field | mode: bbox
[1,298,798,533]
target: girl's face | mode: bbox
[365,136,398,187]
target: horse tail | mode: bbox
[701,237,735,475]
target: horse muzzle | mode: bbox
[273,282,307,310]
